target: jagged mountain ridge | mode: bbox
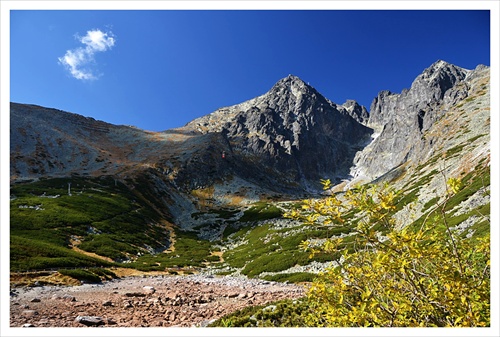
[10,60,490,232]
[10,74,372,194]
[349,60,490,185]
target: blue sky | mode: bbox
[9,9,491,131]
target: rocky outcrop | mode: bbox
[368,60,469,130]
[340,99,369,125]
[349,60,489,183]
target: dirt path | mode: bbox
[10,274,305,327]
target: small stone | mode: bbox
[63,294,76,302]
[143,286,156,294]
[22,310,38,317]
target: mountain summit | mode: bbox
[350,61,488,184]
[183,74,372,191]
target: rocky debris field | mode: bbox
[10,274,305,328]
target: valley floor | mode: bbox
[9,274,305,328]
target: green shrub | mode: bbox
[59,269,102,283]
[88,268,118,280]
[262,272,315,283]
[209,299,312,327]
[239,202,282,222]
[10,235,112,271]
[10,176,169,270]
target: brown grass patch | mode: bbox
[10,271,81,287]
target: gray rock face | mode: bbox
[340,99,369,125]
[350,60,488,182]
[185,75,373,190]
[368,60,468,130]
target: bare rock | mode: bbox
[22,310,38,317]
[75,315,105,326]
[124,292,145,297]
[143,286,156,294]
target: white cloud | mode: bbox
[58,29,115,80]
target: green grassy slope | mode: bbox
[10,176,170,271]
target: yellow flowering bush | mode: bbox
[286,179,490,327]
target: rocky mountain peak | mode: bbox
[270,74,312,94]
[276,74,306,85]
[184,75,315,134]
[266,74,324,111]
[182,74,372,191]
[411,60,469,101]
[350,61,488,184]
[368,60,469,130]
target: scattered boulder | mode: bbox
[52,294,76,302]
[10,275,305,328]
[75,315,105,326]
[124,292,146,297]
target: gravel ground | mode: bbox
[10,274,305,328]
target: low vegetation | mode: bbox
[213,173,490,327]
[58,268,113,284]
[128,231,219,271]
[10,176,169,271]
[10,151,490,328]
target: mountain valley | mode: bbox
[9,60,491,317]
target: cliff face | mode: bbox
[349,61,489,184]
